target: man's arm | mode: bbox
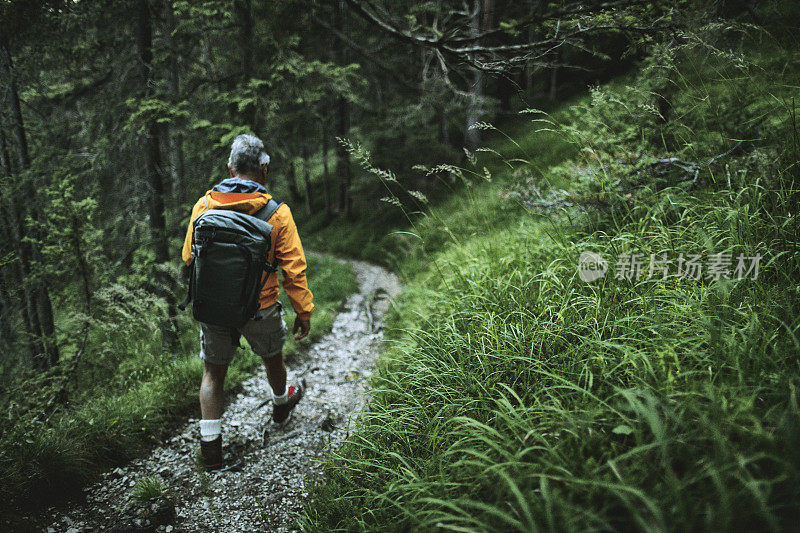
[274,205,314,339]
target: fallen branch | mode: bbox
[631,140,748,188]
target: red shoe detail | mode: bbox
[273,383,304,423]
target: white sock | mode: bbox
[199,419,221,442]
[273,388,288,406]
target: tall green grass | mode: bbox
[302,20,800,532]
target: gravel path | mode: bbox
[45,259,400,532]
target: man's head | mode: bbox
[227,134,270,183]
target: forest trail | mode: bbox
[46,259,401,533]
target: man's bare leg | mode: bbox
[200,360,228,420]
[261,352,286,396]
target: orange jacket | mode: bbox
[182,190,314,320]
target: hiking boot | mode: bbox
[272,383,304,423]
[200,436,223,471]
[200,436,245,472]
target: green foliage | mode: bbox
[301,21,800,532]
[124,98,190,135]
[131,476,166,503]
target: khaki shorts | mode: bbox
[199,302,287,365]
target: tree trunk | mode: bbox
[301,146,314,216]
[35,286,58,367]
[233,0,257,131]
[169,127,185,204]
[2,190,45,362]
[655,59,675,126]
[136,0,170,264]
[334,0,352,216]
[464,0,493,151]
[0,131,22,352]
[0,127,13,177]
[9,220,43,362]
[69,212,93,314]
[438,104,450,146]
[498,75,513,112]
[136,0,178,350]
[335,98,351,216]
[2,45,30,170]
[284,158,301,205]
[0,270,17,348]
[234,0,253,78]
[164,1,185,204]
[1,37,59,368]
[0,131,41,360]
[321,122,332,215]
[524,26,535,98]
[201,35,220,79]
[548,49,560,101]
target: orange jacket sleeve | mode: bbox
[273,205,314,320]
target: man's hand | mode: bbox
[293,316,310,340]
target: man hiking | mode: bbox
[181,133,313,470]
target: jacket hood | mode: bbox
[203,178,272,215]
[212,177,267,194]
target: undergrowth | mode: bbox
[302,16,800,532]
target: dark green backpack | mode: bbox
[179,199,282,328]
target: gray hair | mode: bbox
[228,134,270,177]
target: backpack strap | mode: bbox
[254,198,283,274]
[178,263,194,311]
[254,198,283,224]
